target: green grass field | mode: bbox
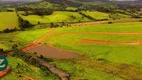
[1,21,142,80]
[82,11,110,20]
[44,22,142,65]
[21,11,91,24]
[110,13,131,19]
[39,22,142,80]
[0,28,50,50]
[0,12,19,31]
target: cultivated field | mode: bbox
[0,12,19,31]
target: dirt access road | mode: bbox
[22,29,56,51]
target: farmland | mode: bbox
[0,12,19,31]
[41,22,142,80]
[1,21,142,80]
[0,0,142,80]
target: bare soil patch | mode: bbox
[79,39,140,45]
[28,45,81,59]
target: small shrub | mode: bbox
[139,20,142,22]
[108,21,113,24]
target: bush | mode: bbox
[108,21,113,24]
[139,20,142,22]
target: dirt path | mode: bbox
[79,39,140,45]
[22,29,56,51]
[54,32,142,36]
[71,21,107,26]
[12,72,34,80]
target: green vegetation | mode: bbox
[0,12,19,31]
[44,22,142,65]
[2,56,57,80]
[82,11,109,20]
[66,7,77,11]
[110,13,131,19]
[0,28,50,50]
[21,11,91,24]
[39,22,142,79]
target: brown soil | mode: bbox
[28,45,81,59]
[54,32,142,36]
[0,65,11,78]
[79,39,140,45]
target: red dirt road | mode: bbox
[79,39,140,45]
[22,29,56,52]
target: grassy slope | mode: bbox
[0,12,19,31]
[82,11,109,20]
[21,11,91,24]
[2,56,57,80]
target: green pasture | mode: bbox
[110,13,131,19]
[40,22,142,80]
[0,12,19,31]
[43,22,142,66]
[21,11,91,24]
[82,11,110,20]
[0,28,50,50]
